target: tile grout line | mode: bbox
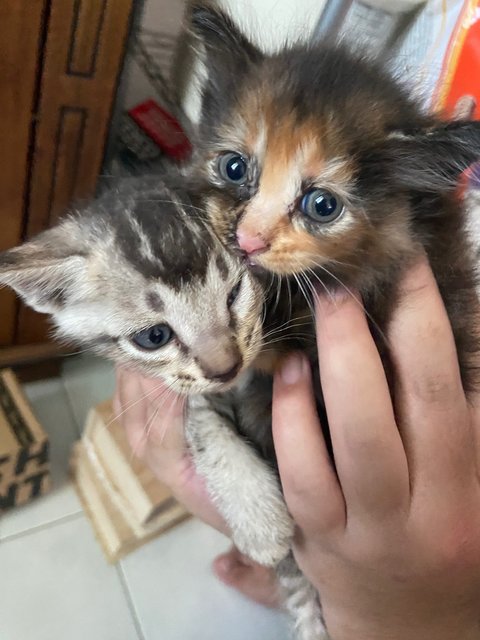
[116,562,147,640]
[0,511,83,545]
[59,367,83,439]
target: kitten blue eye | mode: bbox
[132,324,172,350]
[227,280,242,308]
[300,189,344,223]
[218,152,248,184]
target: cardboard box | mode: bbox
[0,369,51,511]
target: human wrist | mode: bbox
[324,609,480,640]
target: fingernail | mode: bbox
[332,286,350,302]
[314,285,352,314]
[319,284,349,303]
[280,354,304,385]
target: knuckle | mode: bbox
[411,372,458,405]
[286,479,344,533]
[349,536,393,567]
[398,260,431,299]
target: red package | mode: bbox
[129,100,192,161]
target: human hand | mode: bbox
[113,367,280,603]
[113,367,226,532]
[272,260,480,640]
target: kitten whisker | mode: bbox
[131,405,160,460]
[262,315,313,339]
[262,322,314,341]
[261,300,268,325]
[274,275,282,315]
[304,267,335,304]
[261,335,316,348]
[286,278,293,319]
[314,263,389,347]
[151,387,186,445]
[293,272,315,317]
[106,379,174,434]
[59,347,101,358]
[129,382,187,462]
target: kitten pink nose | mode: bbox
[236,229,269,255]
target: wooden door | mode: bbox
[0,1,48,347]
[15,0,135,345]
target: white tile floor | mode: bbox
[0,356,289,640]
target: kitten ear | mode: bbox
[0,225,88,315]
[189,1,261,62]
[188,2,263,129]
[385,120,480,192]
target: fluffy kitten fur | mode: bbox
[0,176,318,635]
[187,2,480,399]
[3,6,480,637]
[0,178,265,387]
[182,3,480,636]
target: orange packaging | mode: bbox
[435,0,480,119]
[432,0,480,188]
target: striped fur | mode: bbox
[0,173,322,637]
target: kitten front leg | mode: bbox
[186,395,294,567]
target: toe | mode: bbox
[213,547,282,608]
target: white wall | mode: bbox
[121,0,326,119]
[219,0,326,50]
[121,0,187,110]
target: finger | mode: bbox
[272,353,345,534]
[112,367,123,416]
[388,260,471,488]
[136,376,185,449]
[114,367,148,456]
[146,385,186,455]
[315,290,410,520]
[114,368,183,457]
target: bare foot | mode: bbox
[213,546,282,609]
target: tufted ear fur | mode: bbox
[188,1,264,132]
[0,223,88,315]
[381,120,480,193]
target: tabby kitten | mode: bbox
[187,2,480,396]
[0,176,300,562]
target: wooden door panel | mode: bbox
[24,0,134,237]
[17,0,134,345]
[0,1,47,347]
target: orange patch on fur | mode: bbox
[212,94,363,276]
[253,219,365,275]
[238,118,325,245]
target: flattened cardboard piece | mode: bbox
[84,401,172,525]
[71,441,190,563]
[0,369,51,512]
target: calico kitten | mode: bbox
[182,5,480,636]
[187,2,480,396]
